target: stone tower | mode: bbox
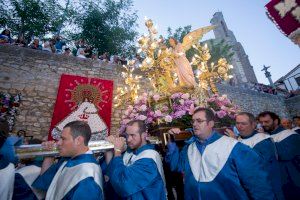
[210,12,258,85]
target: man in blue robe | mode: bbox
[0,124,15,200]
[0,120,22,165]
[258,111,300,200]
[232,112,284,200]
[292,116,300,134]
[104,119,166,200]
[166,107,275,200]
[32,121,103,200]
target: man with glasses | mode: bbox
[166,107,275,199]
[227,112,284,200]
[103,119,166,199]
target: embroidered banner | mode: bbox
[48,74,114,140]
[265,0,300,44]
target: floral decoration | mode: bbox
[0,92,22,131]
[206,94,239,128]
[120,92,239,133]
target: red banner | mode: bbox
[265,0,300,44]
[48,74,114,140]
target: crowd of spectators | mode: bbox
[0,28,143,66]
[251,83,278,95]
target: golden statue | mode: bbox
[168,25,215,88]
[114,19,233,107]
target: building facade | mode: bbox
[275,64,300,91]
[210,12,258,85]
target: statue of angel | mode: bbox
[169,25,215,88]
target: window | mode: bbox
[296,76,300,86]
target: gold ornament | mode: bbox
[191,43,233,94]
[114,64,142,107]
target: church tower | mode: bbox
[210,12,258,85]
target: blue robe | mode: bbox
[13,172,38,200]
[270,126,300,200]
[13,164,44,200]
[0,136,22,164]
[293,127,300,134]
[239,131,284,200]
[165,132,275,200]
[0,155,15,200]
[106,144,166,200]
[32,153,103,200]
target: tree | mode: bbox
[167,25,191,42]
[71,0,138,55]
[166,25,234,64]
[0,0,72,42]
[204,39,234,64]
[166,25,199,61]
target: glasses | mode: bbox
[192,118,207,124]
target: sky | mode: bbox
[133,0,299,84]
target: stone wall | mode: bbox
[0,45,125,139]
[285,95,300,117]
[217,84,290,118]
[0,45,298,139]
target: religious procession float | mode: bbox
[115,19,240,146]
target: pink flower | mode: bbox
[124,110,130,116]
[179,99,185,105]
[148,111,155,117]
[154,110,162,117]
[139,104,147,111]
[220,106,229,112]
[146,117,154,124]
[181,93,190,99]
[129,113,136,118]
[137,115,147,121]
[162,106,169,112]
[164,115,173,123]
[188,104,195,115]
[174,110,186,118]
[122,119,131,125]
[153,94,160,101]
[216,110,227,118]
[171,93,182,99]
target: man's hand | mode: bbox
[168,128,181,135]
[106,135,126,156]
[114,137,126,151]
[113,137,126,157]
[105,135,116,144]
[41,140,56,151]
[166,128,182,143]
[224,129,237,139]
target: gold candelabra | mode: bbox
[114,64,142,107]
[138,19,177,94]
[191,43,233,94]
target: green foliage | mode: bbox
[167,25,191,42]
[71,0,138,55]
[166,25,199,61]
[166,25,234,67]
[0,0,74,42]
[204,39,234,64]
